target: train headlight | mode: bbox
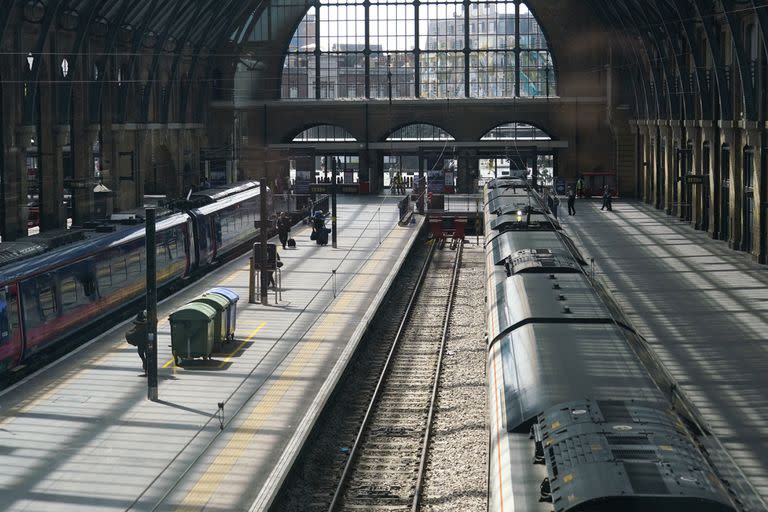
[516,210,523,222]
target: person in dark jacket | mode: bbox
[567,187,576,216]
[277,212,291,249]
[312,212,328,245]
[267,250,281,289]
[601,186,612,211]
[125,310,148,375]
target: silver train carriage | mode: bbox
[484,183,736,512]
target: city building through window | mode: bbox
[281,0,555,100]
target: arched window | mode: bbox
[281,0,555,100]
[386,123,454,141]
[292,125,357,142]
[481,122,551,141]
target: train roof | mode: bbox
[537,399,735,511]
[191,186,263,216]
[0,212,189,283]
[494,323,663,432]
[487,230,585,266]
[189,181,259,205]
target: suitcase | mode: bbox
[287,238,296,248]
[317,228,329,245]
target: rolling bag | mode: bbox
[287,238,296,248]
[317,228,329,245]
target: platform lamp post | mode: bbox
[331,156,338,248]
[145,208,158,401]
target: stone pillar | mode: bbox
[656,123,668,211]
[38,124,68,231]
[358,148,370,193]
[687,122,703,229]
[640,122,653,204]
[742,122,762,259]
[666,121,681,216]
[467,152,479,193]
[701,122,716,238]
[71,125,99,226]
[457,153,471,193]
[720,123,740,249]
[370,150,382,193]
[1,144,24,240]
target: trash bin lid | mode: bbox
[207,287,239,304]
[169,302,216,322]
[193,293,229,312]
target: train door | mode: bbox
[742,147,754,253]
[0,284,24,369]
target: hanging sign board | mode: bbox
[294,155,313,194]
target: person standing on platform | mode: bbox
[567,187,576,216]
[601,186,612,211]
[312,211,328,245]
[576,176,584,198]
[125,310,148,375]
[552,194,560,219]
[277,212,291,249]
[267,249,282,289]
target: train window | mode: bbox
[81,274,97,298]
[0,292,9,344]
[61,278,78,307]
[112,256,127,283]
[0,307,8,344]
[155,243,166,264]
[97,260,112,287]
[168,238,178,259]
[9,297,19,336]
[127,251,141,277]
[38,285,57,319]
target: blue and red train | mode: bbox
[0,183,271,375]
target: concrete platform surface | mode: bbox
[0,196,423,512]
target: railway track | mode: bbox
[327,241,463,511]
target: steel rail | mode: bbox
[411,242,463,512]
[327,239,438,511]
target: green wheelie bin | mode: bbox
[191,293,229,346]
[169,302,217,365]
[207,287,239,341]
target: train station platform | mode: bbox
[0,196,424,512]
[559,198,768,509]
